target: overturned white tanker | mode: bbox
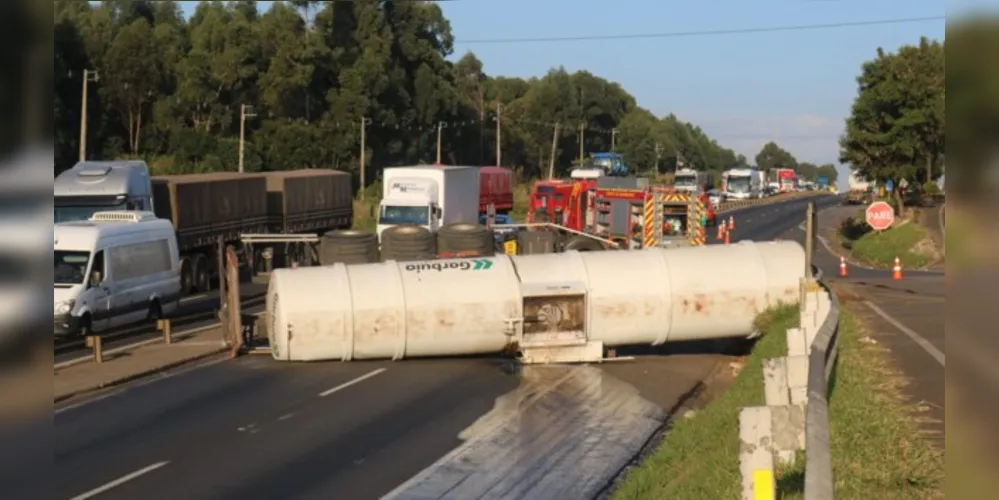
[265,240,806,364]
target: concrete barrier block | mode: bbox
[816,293,831,324]
[740,406,775,500]
[763,358,790,406]
[786,327,806,357]
[790,386,808,405]
[771,404,806,464]
[786,354,809,392]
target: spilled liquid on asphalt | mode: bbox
[382,365,665,499]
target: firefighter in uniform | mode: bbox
[698,184,713,227]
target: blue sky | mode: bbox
[177,1,957,186]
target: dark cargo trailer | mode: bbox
[151,173,270,294]
[260,169,353,233]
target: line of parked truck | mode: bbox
[54,153,806,339]
[53,160,514,338]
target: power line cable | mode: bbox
[455,16,945,44]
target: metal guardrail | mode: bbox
[803,275,840,499]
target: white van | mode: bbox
[54,211,181,337]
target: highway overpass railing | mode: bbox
[739,202,840,500]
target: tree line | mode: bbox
[840,36,944,213]
[55,0,825,188]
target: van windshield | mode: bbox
[55,251,91,286]
[379,205,429,225]
[54,202,127,223]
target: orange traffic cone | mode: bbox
[717,223,725,240]
[728,216,735,231]
[892,257,903,280]
[724,227,731,245]
[839,256,848,277]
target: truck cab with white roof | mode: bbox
[722,168,763,199]
[54,160,154,223]
[377,166,479,238]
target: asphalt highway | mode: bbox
[50,195,832,500]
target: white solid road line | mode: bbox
[319,368,387,397]
[864,301,945,367]
[70,461,170,500]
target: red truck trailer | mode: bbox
[479,166,513,215]
[776,168,797,193]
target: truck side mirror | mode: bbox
[89,271,102,287]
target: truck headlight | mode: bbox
[55,300,74,315]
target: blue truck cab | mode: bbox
[588,152,629,177]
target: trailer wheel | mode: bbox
[438,222,495,257]
[381,225,436,261]
[319,230,380,265]
[180,257,194,295]
[564,235,605,252]
[193,254,210,293]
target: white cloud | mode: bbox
[677,113,845,167]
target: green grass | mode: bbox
[613,307,944,500]
[777,311,944,499]
[612,305,798,500]
[839,214,935,269]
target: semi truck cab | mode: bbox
[54,161,154,223]
[378,178,442,234]
[377,166,479,238]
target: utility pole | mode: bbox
[435,121,444,164]
[495,102,502,166]
[238,104,256,173]
[548,122,560,179]
[577,122,585,163]
[359,117,371,199]
[78,69,99,162]
[611,128,618,151]
[654,141,662,176]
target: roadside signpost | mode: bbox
[865,200,894,231]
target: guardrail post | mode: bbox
[157,318,173,344]
[85,335,103,363]
[740,406,775,500]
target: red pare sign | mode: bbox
[865,201,895,231]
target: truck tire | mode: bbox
[563,235,605,252]
[438,223,495,257]
[380,225,436,262]
[193,254,210,293]
[319,230,380,265]
[180,257,194,295]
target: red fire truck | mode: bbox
[523,179,707,250]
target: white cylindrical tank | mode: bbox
[267,240,806,362]
[267,258,523,361]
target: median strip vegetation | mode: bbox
[612,304,943,499]
[838,211,938,269]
